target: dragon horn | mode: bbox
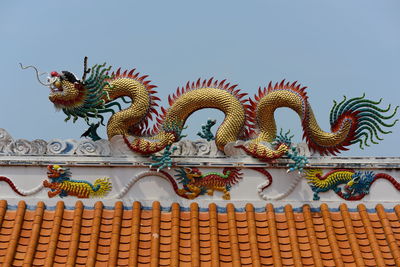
[82,56,91,82]
[19,63,50,86]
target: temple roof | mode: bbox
[0,200,399,266]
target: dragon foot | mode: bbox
[150,145,177,171]
[48,189,62,198]
[313,193,320,201]
[197,119,216,141]
[80,122,101,141]
[222,192,231,200]
[273,130,309,173]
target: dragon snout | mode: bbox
[191,168,201,174]
[48,76,63,92]
[46,164,62,178]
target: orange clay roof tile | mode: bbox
[0,201,398,266]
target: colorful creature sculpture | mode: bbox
[305,168,400,200]
[43,165,112,198]
[174,167,242,200]
[22,58,398,167]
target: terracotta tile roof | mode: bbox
[0,200,399,266]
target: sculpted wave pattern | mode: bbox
[0,128,110,156]
[0,128,227,157]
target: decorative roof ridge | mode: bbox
[2,128,400,170]
[0,128,312,158]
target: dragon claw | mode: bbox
[150,145,176,171]
[197,119,216,141]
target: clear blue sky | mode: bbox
[1,1,399,156]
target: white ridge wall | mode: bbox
[0,128,399,208]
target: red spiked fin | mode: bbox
[128,69,135,76]
[147,85,157,90]
[151,96,161,101]
[206,78,214,87]
[168,95,173,106]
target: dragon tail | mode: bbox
[0,176,26,196]
[159,170,191,199]
[245,80,397,158]
[305,94,398,155]
[90,178,112,197]
[374,173,400,191]
[222,168,243,186]
[304,169,325,189]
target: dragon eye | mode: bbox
[52,165,60,170]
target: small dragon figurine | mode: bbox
[306,168,400,200]
[43,165,112,198]
[174,167,242,200]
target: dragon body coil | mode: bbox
[47,178,111,198]
[306,169,355,190]
[37,59,397,160]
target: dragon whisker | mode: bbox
[20,63,50,86]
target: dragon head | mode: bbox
[47,70,86,109]
[20,62,86,110]
[47,165,71,182]
[345,171,375,196]
[22,57,114,126]
[185,167,202,179]
[175,167,202,185]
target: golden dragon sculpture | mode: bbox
[22,58,398,166]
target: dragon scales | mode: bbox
[23,58,398,162]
